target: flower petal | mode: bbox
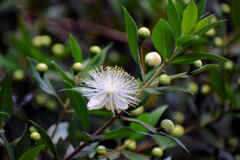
[87,92,107,110]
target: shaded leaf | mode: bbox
[177,35,198,47]
[0,132,15,160]
[168,0,181,37]
[144,86,192,95]
[70,34,83,62]
[195,20,226,35]
[18,145,45,160]
[231,0,240,32]
[149,105,168,126]
[75,131,104,142]
[152,19,176,59]
[153,135,177,149]
[130,113,149,140]
[122,151,150,160]
[197,0,207,21]
[210,68,227,99]
[188,64,218,75]
[192,15,214,34]
[225,84,238,108]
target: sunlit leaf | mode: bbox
[197,0,207,21]
[70,34,83,62]
[168,0,181,37]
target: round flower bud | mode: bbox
[145,52,161,68]
[221,3,231,14]
[138,27,151,39]
[172,125,185,137]
[182,0,190,4]
[124,139,137,150]
[36,63,48,73]
[193,60,202,68]
[228,137,238,148]
[152,147,163,157]
[158,74,171,86]
[214,37,223,47]
[201,84,211,95]
[224,61,234,71]
[96,145,107,155]
[188,82,199,94]
[46,100,57,111]
[35,94,48,106]
[172,111,185,124]
[108,52,120,63]
[41,35,52,46]
[32,36,43,47]
[13,69,25,81]
[206,28,216,37]
[30,132,41,141]
[130,106,144,116]
[72,62,83,73]
[238,78,240,86]
[29,126,37,133]
[52,43,65,56]
[90,45,102,54]
[161,119,174,133]
[211,16,218,23]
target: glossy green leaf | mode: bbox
[0,132,15,160]
[51,61,75,86]
[149,105,168,126]
[122,151,150,160]
[28,58,55,95]
[18,145,45,160]
[144,86,192,95]
[14,125,31,159]
[70,34,83,62]
[153,135,176,149]
[104,127,151,140]
[168,0,181,37]
[171,52,230,64]
[197,0,207,21]
[231,0,240,32]
[182,0,198,35]
[75,131,104,142]
[188,64,218,75]
[177,35,198,47]
[29,120,57,157]
[123,6,138,62]
[192,15,213,34]
[195,20,225,35]
[64,83,90,132]
[152,19,176,59]
[0,72,13,126]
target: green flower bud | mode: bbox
[124,139,137,150]
[72,62,83,73]
[188,82,199,94]
[201,84,211,95]
[13,69,25,81]
[214,37,223,47]
[41,35,52,46]
[96,145,107,155]
[52,43,65,56]
[138,27,150,39]
[35,94,48,106]
[46,100,57,111]
[182,0,190,4]
[29,126,37,133]
[172,111,185,124]
[90,45,102,54]
[211,16,218,23]
[32,36,43,47]
[158,74,171,86]
[36,63,48,73]
[172,125,185,137]
[193,60,202,68]
[221,3,231,14]
[152,147,163,157]
[130,106,144,116]
[238,78,240,86]
[228,137,238,148]
[30,132,41,141]
[206,28,216,37]
[161,119,174,133]
[145,52,162,68]
[108,52,120,63]
[224,61,234,71]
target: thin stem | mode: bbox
[139,45,146,83]
[169,72,188,79]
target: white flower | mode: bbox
[82,66,139,115]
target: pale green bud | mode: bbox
[124,139,137,150]
[206,28,216,37]
[152,147,163,157]
[32,36,43,47]
[13,69,25,81]
[221,3,231,14]
[158,74,171,86]
[182,0,191,4]
[224,61,234,71]
[52,43,65,56]
[29,126,37,133]
[130,106,144,116]
[161,119,174,133]
[211,16,218,23]
[96,145,107,155]
[72,62,83,73]
[138,27,150,39]
[172,125,185,137]
[145,52,162,68]
[214,37,223,47]
[172,111,185,124]
[46,100,57,111]
[35,94,48,106]
[41,35,52,46]
[90,45,102,54]
[36,63,48,73]
[193,60,202,68]
[228,137,238,148]
[201,84,211,95]
[188,82,199,94]
[30,132,41,141]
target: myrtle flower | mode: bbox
[82,66,139,115]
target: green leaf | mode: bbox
[19,20,31,45]
[51,61,75,86]
[231,0,240,32]
[0,132,15,160]
[168,0,181,37]
[123,6,138,62]
[197,0,207,21]
[122,151,150,160]
[0,54,23,71]
[210,68,227,99]
[225,84,238,108]
[70,34,83,62]
[104,127,151,140]
[149,105,168,126]
[0,72,13,126]
[188,64,218,75]
[195,20,226,35]
[152,19,176,59]
[28,58,55,95]
[177,35,199,47]
[192,15,214,34]
[29,120,57,157]
[153,135,177,149]
[182,0,198,35]
[18,145,45,160]
[171,52,230,64]
[75,131,104,142]
[14,125,31,159]
[144,86,192,95]
[63,84,90,132]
